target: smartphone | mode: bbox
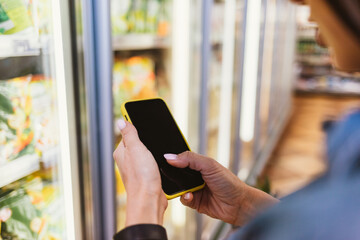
[121,98,205,199]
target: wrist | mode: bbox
[125,191,167,227]
[234,184,279,226]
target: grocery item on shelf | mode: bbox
[0,188,40,239]
[296,37,331,66]
[0,0,52,58]
[0,75,35,164]
[0,0,51,57]
[0,175,63,240]
[29,75,58,155]
[156,0,169,36]
[296,74,360,95]
[146,0,161,33]
[0,75,57,167]
[128,0,146,33]
[295,25,360,96]
[0,3,14,33]
[111,0,170,36]
[113,56,158,119]
[36,0,51,36]
[0,0,33,35]
[111,0,131,34]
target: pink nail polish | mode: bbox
[164,153,177,160]
[184,193,191,200]
[117,119,126,130]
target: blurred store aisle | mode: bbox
[263,94,360,197]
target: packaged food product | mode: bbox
[111,0,131,34]
[0,176,63,240]
[29,75,57,154]
[35,0,51,35]
[0,75,35,164]
[0,0,33,35]
[0,2,14,34]
[0,75,56,166]
[111,0,170,35]
[128,0,147,33]
[0,87,14,165]
[113,56,157,118]
[146,0,160,33]
[0,188,40,239]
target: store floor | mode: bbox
[262,94,360,197]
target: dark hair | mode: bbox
[327,0,360,40]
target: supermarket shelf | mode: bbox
[295,88,360,97]
[0,35,42,59]
[112,34,170,50]
[297,57,331,67]
[0,55,43,80]
[296,76,360,97]
[0,154,40,188]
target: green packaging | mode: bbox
[0,3,14,33]
[0,0,32,35]
[0,188,40,240]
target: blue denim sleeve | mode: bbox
[228,110,360,240]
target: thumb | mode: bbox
[117,119,141,148]
[180,191,204,211]
[180,192,201,211]
[164,151,216,173]
[180,192,194,207]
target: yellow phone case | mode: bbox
[120,97,205,200]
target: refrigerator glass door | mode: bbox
[238,0,296,185]
[201,0,246,238]
[111,0,197,239]
[0,0,81,239]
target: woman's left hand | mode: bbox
[113,119,168,227]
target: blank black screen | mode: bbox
[125,99,204,196]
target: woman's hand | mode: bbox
[164,152,279,226]
[113,120,168,227]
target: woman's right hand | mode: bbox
[164,151,279,226]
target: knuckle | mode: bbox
[206,157,218,169]
[181,150,191,160]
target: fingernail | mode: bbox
[164,153,177,160]
[184,193,191,200]
[117,119,126,130]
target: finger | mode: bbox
[180,191,203,211]
[116,119,141,148]
[164,151,216,172]
[180,192,194,208]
